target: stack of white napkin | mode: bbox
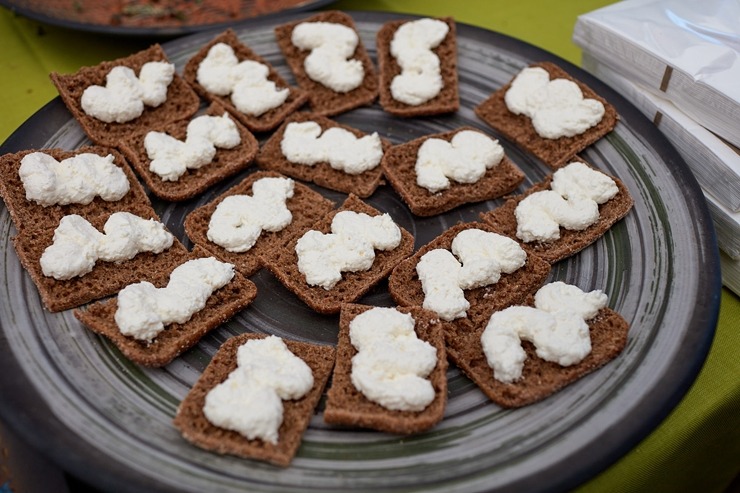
[573,0,740,294]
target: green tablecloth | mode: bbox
[0,1,737,492]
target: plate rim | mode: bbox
[0,9,723,493]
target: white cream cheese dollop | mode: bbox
[417,229,527,321]
[291,21,364,92]
[389,18,449,105]
[40,212,174,280]
[196,43,290,116]
[451,229,528,289]
[349,307,437,411]
[295,210,402,290]
[207,176,294,252]
[114,257,234,342]
[203,335,314,444]
[280,121,383,175]
[415,130,504,193]
[515,161,619,243]
[144,113,241,181]
[504,66,605,139]
[416,249,469,322]
[81,61,175,123]
[481,281,608,383]
[19,152,130,207]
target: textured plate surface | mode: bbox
[0,11,721,493]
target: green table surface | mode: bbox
[0,1,737,492]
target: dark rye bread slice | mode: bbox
[376,17,459,117]
[388,222,551,327]
[479,160,634,264]
[73,246,258,367]
[0,147,150,233]
[324,303,448,434]
[50,44,200,147]
[173,333,335,467]
[182,29,308,133]
[381,127,525,217]
[444,297,630,408]
[474,61,618,168]
[13,208,190,313]
[184,170,335,277]
[260,194,415,315]
[118,102,259,202]
[274,11,378,116]
[256,112,389,198]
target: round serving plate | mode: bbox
[0,11,721,493]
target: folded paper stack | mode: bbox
[573,0,740,295]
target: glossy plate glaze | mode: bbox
[0,11,721,493]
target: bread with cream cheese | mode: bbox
[118,102,259,202]
[255,112,389,198]
[376,17,459,117]
[323,303,448,434]
[380,127,525,216]
[259,194,414,314]
[182,29,308,134]
[479,159,633,264]
[274,11,378,116]
[50,44,200,147]
[184,170,335,277]
[388,221,551,327]
[15,220,189,313]
[474,61,618,168]
[173,332,335,467]
[73,246,257,367]
[0,146,150,233]
[444,297,630,408]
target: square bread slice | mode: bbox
[73,246,257,367]
[182,29,308,133]
[380,127,525,216]
[323,303,448,434]
[260,194,415,315]
[184,170,335,277]
[50,44,200,147]
[479,159,634,264]
[0,146,151,233]
[444,297,630,408]
[274,11,378,116]
[376,17,459,117]
[474,61,618,168]
[13,208,190,313]
[118,102,259,202]
[256,112,389,198]
[388,221,551,327]
[173,333,336,467]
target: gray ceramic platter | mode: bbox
[0,11,721,493]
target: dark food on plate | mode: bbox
[274,10,379,116]
[174,332,335,467]
[50,44,200,147]
[256,112,390,198]
[74,246,257,367]
[376,16,459,117]
[324,303,449,434]
[0,11,636,469]
[184,170,335,277]
[475,61,618,168]
[118,102,260,201]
